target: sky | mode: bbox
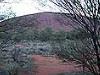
[0,0,60,16]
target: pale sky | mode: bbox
[0,0,60,16]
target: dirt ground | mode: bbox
[32,55,82,75]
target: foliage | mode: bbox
[0,27,35,75]
[39,27,54,41]
[52,30,66,42]
[66,29,90,40]
[49,0,100,75]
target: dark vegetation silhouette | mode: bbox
[49,0,100,75]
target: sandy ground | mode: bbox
[32,55,82,75]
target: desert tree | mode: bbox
[48,0,100,75]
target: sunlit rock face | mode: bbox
[0,12,74,31]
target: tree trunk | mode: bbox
[92,33,100,75]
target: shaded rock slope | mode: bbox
[0,12,75,31]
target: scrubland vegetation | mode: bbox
[0,26,97,75]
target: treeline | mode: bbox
[7,27,67,42]
[0,26,91,42]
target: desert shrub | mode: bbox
[54,29,98,75]
[66,29,90,40]
[39,27,54,42]
[0,42,35,75]
[0,28,35,75]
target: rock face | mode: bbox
[0,12,74,31]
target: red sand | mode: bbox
[32,55,82,75]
